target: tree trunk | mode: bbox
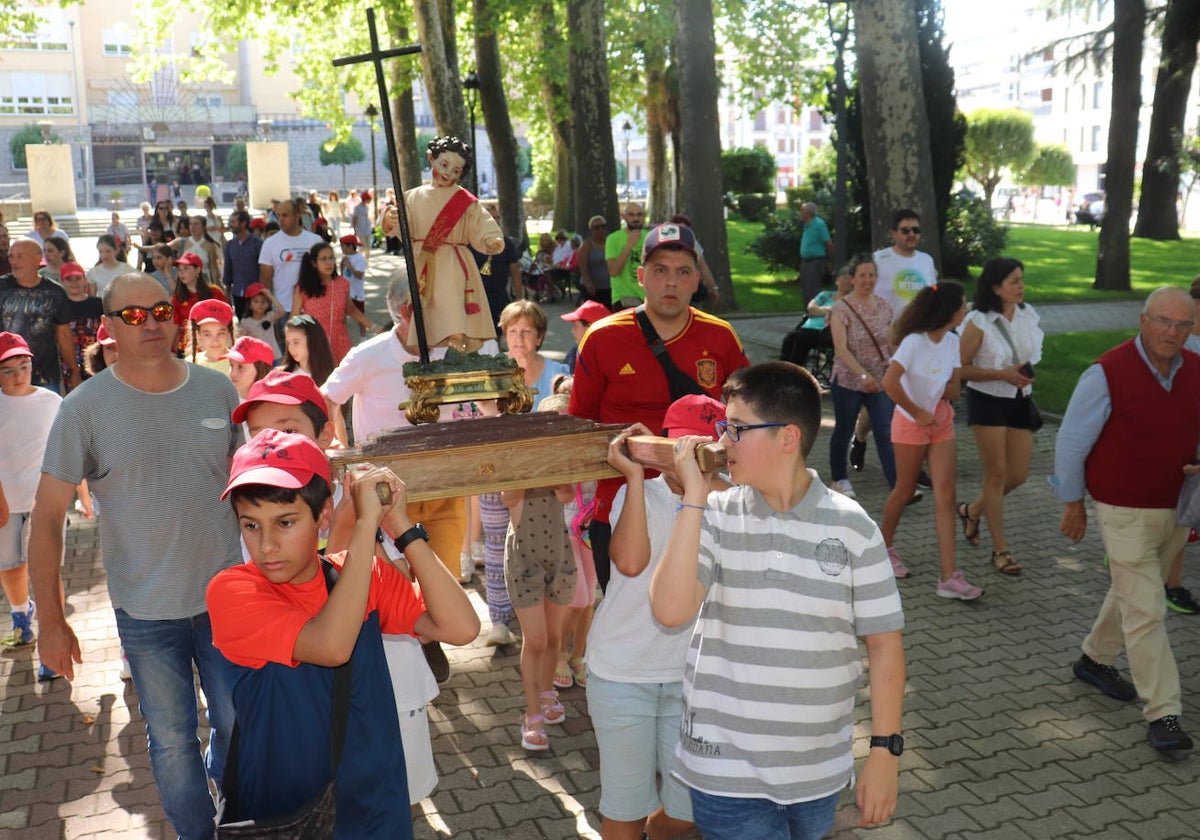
[389,27,425,193]
[533,0,574,231]
[1134,0,1200,240]
[674,0,733,311]
[1095,0,1146,290]
[474,0,526,240]
[644,36,673,222]
[413,0,469,141]
[853,0,941,265]
[568,0,619,234]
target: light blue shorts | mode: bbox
[586,673,693,823]
[0,511,30,572]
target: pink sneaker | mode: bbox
[887,546,909,579]
[937,570,984,601]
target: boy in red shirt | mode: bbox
[206,429,477,836]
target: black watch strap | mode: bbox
[393,523,429,554]
[869,734,904,756]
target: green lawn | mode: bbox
[1034,329,1135,415]
[724,218,1200,313]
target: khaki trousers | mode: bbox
[406,496,467,580]
[1082,503,1187,721]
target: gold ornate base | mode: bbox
[403,368,534,424]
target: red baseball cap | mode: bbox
[189,299,234,325]
[560,300,611,326]
[174,251,204,267]
[249,218,267,230]
[59,261,86,279]
[222,336,275,367]
[244,283,269,301]
[95,323,116,346]
[661,394,726,440]
[222,428,331,500]
[0,331,32,362]
[339,234,361,247]
[231,368,328,424]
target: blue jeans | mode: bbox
[829,382,896,486]
[115,609,239,840]
[690,789,839,840]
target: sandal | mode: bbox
[552,657,573,690]
[521,713,549,751]
[540,689,566,725]
[957,502,981,546]
[991,550,1022,576]
[568,656,587,688]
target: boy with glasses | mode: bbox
[651,361,906,839]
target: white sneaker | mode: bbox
[830,479,856,499]
[459,552,473,583]
[470,541,486,569]
[485,623,517,646]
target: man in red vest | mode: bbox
[1052,286,1200,753]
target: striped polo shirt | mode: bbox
[677,472,904,803]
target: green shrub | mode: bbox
[746,208,802,273]
[942,191,1007,279]
[721,145,776,194]
[736,193,776,223]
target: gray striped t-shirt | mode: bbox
[677,473,904,804]
[42,363,242,620]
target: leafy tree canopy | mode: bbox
[721,145,776,194]
[1020,143,1076,187]
[9,124,60,170]
[963,108,1036,205]
[320,136,367,167]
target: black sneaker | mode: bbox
[916,470,932,491]
[422,640,451,684]
[906,491,924,506]
[850,438,867,472]
[1072,654,1136,702]
[1147,716,1194,752]
[1165,585,1200,615]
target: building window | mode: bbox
[753,111,767,132]
[102,28,132,57]
[0,72,74,116]
[1093,81,1104,109]
[3,7,70,51]
[1041,88,1053,102]
[1091,125,1103,152]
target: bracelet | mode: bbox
[676,503,706,513]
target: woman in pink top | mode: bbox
[290,242,378,363]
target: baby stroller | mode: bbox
[522,254,564,303]
[780,316,833,388]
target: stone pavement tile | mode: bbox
[1115,812,1198,840]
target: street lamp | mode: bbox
[463,71,481,195]
[621,119,632,199]
[365,104,379,220]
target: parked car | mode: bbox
[1073,192,1105,227]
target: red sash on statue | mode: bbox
[416,187,477,300]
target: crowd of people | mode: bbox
[1,143,1197,840]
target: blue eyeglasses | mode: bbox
[714,421,787,442]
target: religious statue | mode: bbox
[385,136,504,353]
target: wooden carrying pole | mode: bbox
[625,435,726,473]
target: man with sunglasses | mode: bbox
[874,208,937,320]
[29,273,243,839]
[0,239,80,392]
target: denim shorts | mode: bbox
[586,674,693,823]
[0,511,30,571]
[689,788,839,840]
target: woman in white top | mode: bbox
[881,282,983,601]
[171,215,223,288]
[86,235,131,298]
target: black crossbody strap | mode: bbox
[221,558,353,816]
[634,305,705,400]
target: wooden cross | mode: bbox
[333,8,431,363]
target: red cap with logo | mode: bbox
[188,299,234,325]
[231,368,328,424]
[222,335,275,367]
[0,331,32,362]
[174,251,204,267]
[59,261,86,279]
[661,394,726,440]
[560,300,612,325]
[222,428,331,500]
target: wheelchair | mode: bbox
[780,316,834,388]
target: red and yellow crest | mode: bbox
[695,358,718,390]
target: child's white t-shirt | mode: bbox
[343,253,367,301]
[891,330,959,421]
[0,388,62,512]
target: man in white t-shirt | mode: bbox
[257,198,323,311]
[873,208,937,319]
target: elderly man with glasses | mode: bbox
[29,272,243,839]
[1052,286,1200,754]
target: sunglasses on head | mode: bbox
[105,302,174,326]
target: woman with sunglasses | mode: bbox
[290,242,378,364]
[576,214,612,308]
[170,251,227,356]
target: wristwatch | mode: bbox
[393,523,429,554]
[869,734,904,756]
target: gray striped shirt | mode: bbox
[42,364,242,620]
[677,473,904,803]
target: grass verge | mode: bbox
[1034,329,1135,415]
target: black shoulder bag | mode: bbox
[634,305,706,400]
[216,558,350,839]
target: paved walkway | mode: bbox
[3,260,1195,839]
